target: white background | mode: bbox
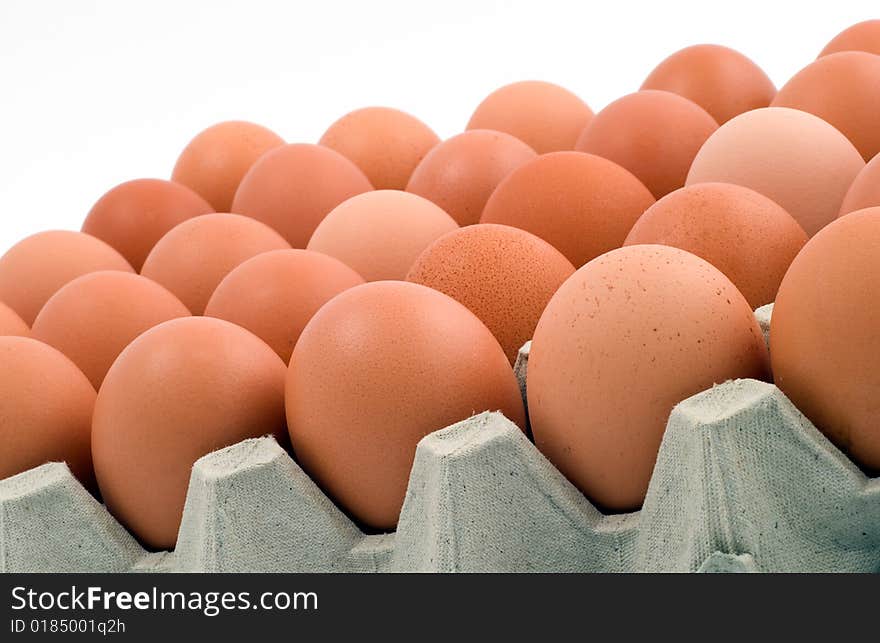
[0,0,876,254]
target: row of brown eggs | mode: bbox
[1,20,880,550]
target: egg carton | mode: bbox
[2,305,879,573]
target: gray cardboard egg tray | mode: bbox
[2,303,879,573]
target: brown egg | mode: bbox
[0,301,29,337]
[319,107,440,190]
[141,213,290,315]
[480,151,655,266]
[772,52,880,161]
[466,80,594,153]
[92,316,287,549]
[0,336,95,488]
[640,44,776,124]
[204,249,365,363]
[686,107,864,236]
[575,90,718,198]
[406,223,575,363]
[307,190,458,281]
[820,20,880,57]
[840,153,880,215]
[528,245,769,511]
[172,121,285,212]
[771,207,880,471]
[231,143,373,247]
[82,178,215,271]
[624,183,808,308]
[0,231,134,325]
[286,281,525,530]
[32,271,190,389]
[406,129,536,226]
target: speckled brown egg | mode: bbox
[820,20,880,57]
[466,80,593,153]
[480,151,655,266]
[576,90,718,198]
[771,207,880,471]
[231,143,373,247]
[82,179,215,271]
[92,316,287,550]
[772,52,880,162]
[0,336,96,488]
[0,301,29,337]
[32,271,190,389]
[528,245,769,511]
[286,281,525,530]
[840,153,880,216]
[319,107,440,190]
[406,223,575,363]
[307,190,458,281]
[205,249,365,363]
[0,231,134,325]
[624,183,807,308]
[141,213,290,314]
[686,107,865,236]
[172,121,285,212]
[406,129,536,226]
[640,44,776,124]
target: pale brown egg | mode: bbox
[286,281,525,530]
[0,336,96,488]
[640,44,776,124]
[528,245,769,511]
[307,190,458,281]
[686,107,864,236]
[0,301,29,337]
[772,52,880,161]
[231,143,373,247]
[319,107,440,190]
[406,223,575,364]
[466,80,593,153]
[204,249,365,363]
[771,207,880,471]
[172,121,285,212]
[141,213,290,314]
[32,271,190,389]
[840,153,880,216]
[82,179,215,271]
[624,183,807,308]
[0,231,134,325]
[406,129,536,226]
[480,151,655,266]
[820,20,880,57]
[576,90,718,198]
[92,316,287,550]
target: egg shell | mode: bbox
[319,107,440,190]
[0,336,96,488]
[771,207,880,471]
[624,183,808,308]
[480,151,655,266]
[0,301,30,337]
[686,107,864,237]
[527,245,769,511]
[141,213,290,315]
[32,271,190,389]
[771,51,880,161]
[640,44,776,124]
[172,121,285,212]
[466,80,594,153]
[575,90,718,198]
[306,190,458,281]
[231,143,373,247]
[840,153,880,216]
[204,249,365,363]
[0,230,134,325]
[92,316,288,550]
[285,280,526,530]
[406,129,537,226]
[820,20,880,57]
[406,223,575,364]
